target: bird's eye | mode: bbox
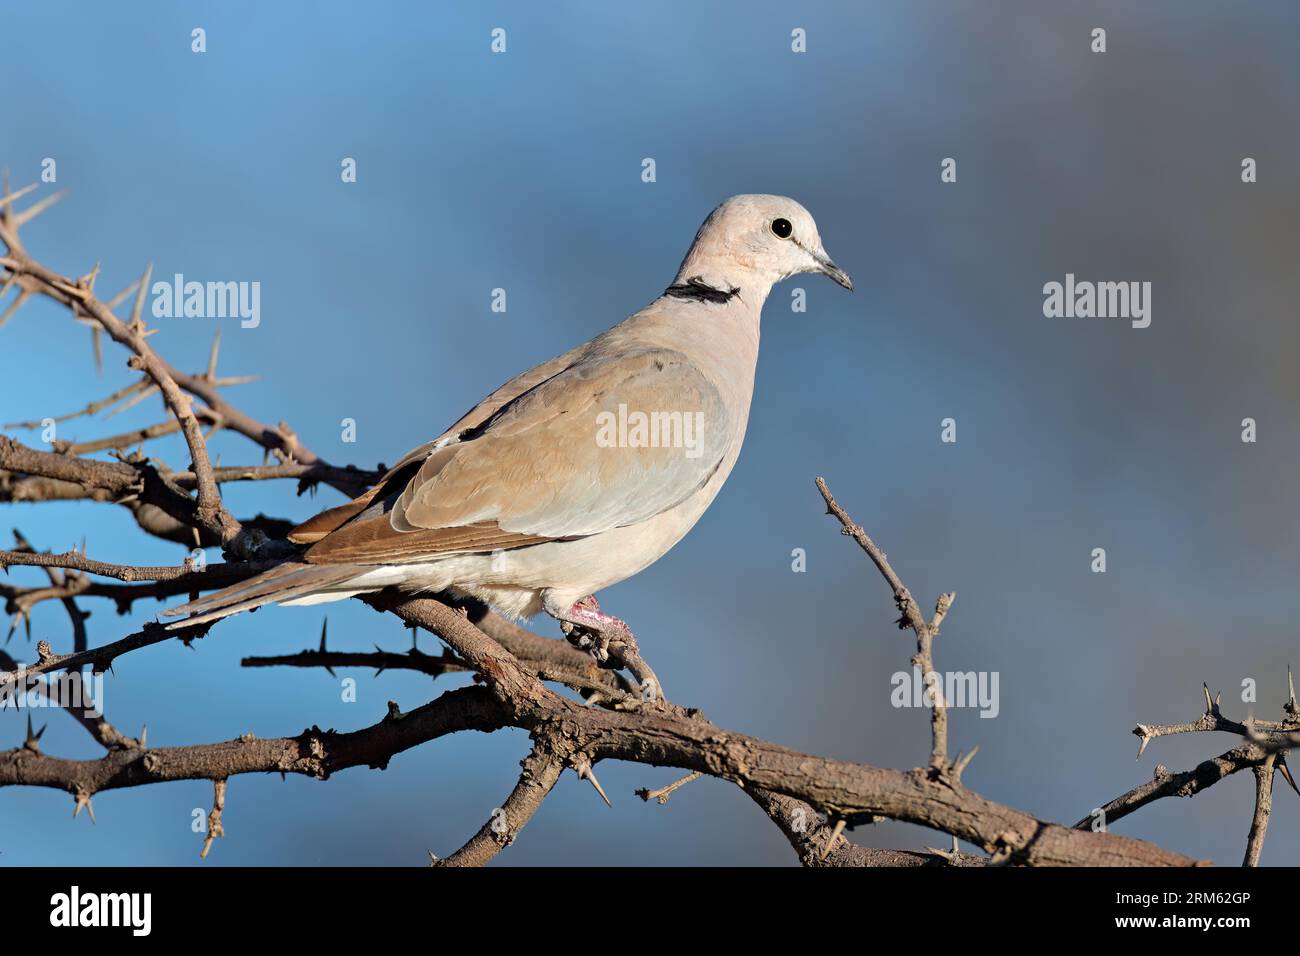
[770,217,793,239]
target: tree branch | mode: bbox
[434,745,565,866]
[817,477,952,770]
[0,187,1255,866]
[0,238,238,544]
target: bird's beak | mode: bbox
[816,252,853,291]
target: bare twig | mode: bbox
[0,548,275,584]
[1244,754,1276,866]
[434,746,565,867]
[816,477,953,771]
[637,771,702,804]
[199,779,227,859]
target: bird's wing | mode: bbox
[303,348,729,564]
[288,344,586,545]
[388,342,590,475]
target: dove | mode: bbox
[162,194,852,685]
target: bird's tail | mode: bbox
[160,561,368,629]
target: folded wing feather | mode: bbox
[301,348,728,565]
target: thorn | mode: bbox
[11,189,66,229]
[0,181,38,210]
[818,819,847,861]
[951,745,979,778]
[24,713,46,750]
[319,619,328,652]
[129,264,152,331]
[139,724,148,748]
[1203,683,1214,716]
[79,261,101,291]
[1288,666,1297,716]
[1134,725,1152,759]
[106,382,157,419]
[210,373,259,387]
[105,278,141,310]
[574,759,611,807]
[1278,757,1300,799]
[0,288,31,330]
[206,330,222,379]
[73,791,96,823]
[428,850,439,865]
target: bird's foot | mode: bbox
[563,596,631,663]
[546,594,664,701]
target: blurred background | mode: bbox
[2,0,1299,866]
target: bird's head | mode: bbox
[672,194,853,300]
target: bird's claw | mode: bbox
[562,620,615,666]
[550,596,664,700]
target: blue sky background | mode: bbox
[3,0,1300,865]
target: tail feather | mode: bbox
[162,562,364,629]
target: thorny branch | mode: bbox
[0,184,1289,866]
[0,219,237,546]
[433,745,566,867]
[0,526,1213,866]
[1077,678,1300,866]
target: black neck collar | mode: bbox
[664,275,740,304]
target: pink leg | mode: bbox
[567,598,631,638]
[543,592,663,699]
